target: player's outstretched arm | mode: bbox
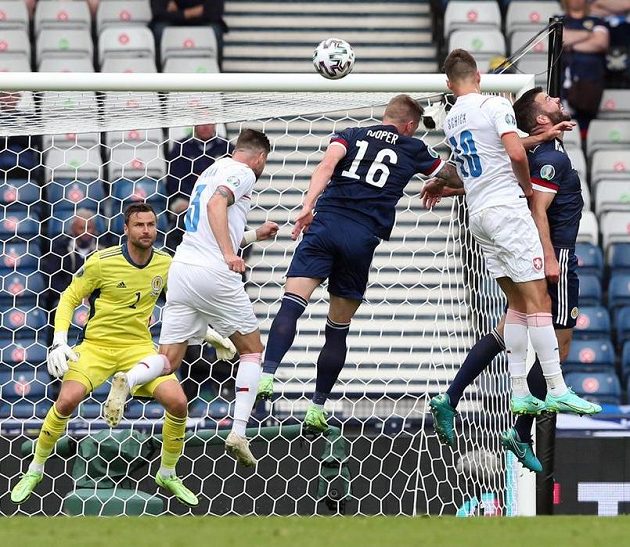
[520,121,576,150]
[292,143,346,240]
[420,163,465,209]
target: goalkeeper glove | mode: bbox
[204,326,237,360]
[47,332,78,378]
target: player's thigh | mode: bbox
[468,210,510,281]
[328,224,380,301]
[63,342,115,393]
[548,248,580,329]
[286,215,335,281]
[115,343,179,398]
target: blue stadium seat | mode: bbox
[126,401,164,419]
[617,307,630,346]
[575,243,604,279]
[68,303,90,343]
[0,144,38,175]
[1,399,52,419]
[0,367,52,405]
[578,273,602,306]
[46,179,106,209]
[0,306,48,340]
[574,306,611,339]
[0,210,40,242]
[608,273,630,317]
[0,339,47,368]
[621,341,630,383]
[565,371,622,405]
[0,271,46,305]
[609,243,630,274]
[0,179,41,211]
[110,178,167,215]
[1,241,41,271]
[564,338,615,373]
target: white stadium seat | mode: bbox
[598,89,630,120]
[505,1,561,37]
[577,211,599,246]
[0,30,31,63]
[98,26,155,65]
[448,29,505,72]
[108,145,166,181]
[515,56,547,86]
[163,57,220,74]
[105,128,164,149]
[601,212,630,250]
[44,146,103,182]
[562,119,582,149]
[586,120,630,158]
[590,150,630,186]
[566,146,586,182]
[96,0,151,35]
[34,1,91,35]
[443,1,501,38]
[36,29,93,69]
[100,57,157,73]
[160,26,218,68]
[0,0,29,31]
[510,30,548,56]
[580,178,591,212]
[0,57,30,71]
[39,57,94,72]
[595,181,630,217]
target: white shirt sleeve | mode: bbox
[220,165,256,202]
[485,96,519,137]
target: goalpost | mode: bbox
[0,72,535,516]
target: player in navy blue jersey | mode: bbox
[426,86,596,472]
[256,94,459,432]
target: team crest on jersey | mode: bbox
[75,266,84,278]
[540,164,556,180]
[150,275,164,296]
[571,307,579,319]
[227,175,240,187]
[533,257,543,271]
[505,113,516,126]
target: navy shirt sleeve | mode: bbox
[530,149,564,194]
[413,140,443,176]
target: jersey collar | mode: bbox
[121,242,153,269]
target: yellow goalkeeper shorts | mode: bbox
[63,340,178,397]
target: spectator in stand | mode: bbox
[591,0,630,88]
[0,92,40,181]
[165,123,233,253]
[150,0,228,68]
[561,0,610,137]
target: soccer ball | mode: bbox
[313,38,355,80]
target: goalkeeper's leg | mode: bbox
[11,380,85,504]
[152,380,198,507]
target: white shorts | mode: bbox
[469,201,545,283]
[159,261,259,344]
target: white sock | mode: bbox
[527,313,568,397]
[28,461,44,474]
[126,354,170,390]
[232,353,261,437]
[261,372,274,380]
[159,466,175,478]
[504,309,530,397]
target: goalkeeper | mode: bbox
[10,203,228,508]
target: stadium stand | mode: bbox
[564,370,622,405]
[564,338,615,374]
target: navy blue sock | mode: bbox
[312,317,351,405]
[514,358,547,443]
[261,292,307,375]
[446,329,505,407]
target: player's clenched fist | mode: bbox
[224,253,246,273]
[47,332,78,378]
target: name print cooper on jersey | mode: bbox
[315,124,443,240]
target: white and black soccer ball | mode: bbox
[313,38,355,80]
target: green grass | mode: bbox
[3,516,630,547]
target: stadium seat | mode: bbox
[100,56,157,73]
[105,128,164,149]
[103,91,161,122]
[580,178,591,212]
[601,212,630,251]
[576,211,599,246]
[0,339,47,369]
[108,144,166,182]
[160,26,219,68]
[42,131,100,151]
[575,242,604,278]
[574,305,611,339]
[577,273,601,306]
[0,306,48,339]
[609,243,630,273]
[586,120,630,159]
[44,145,103,183]
[68,303,89,341]
[622,341,630,382]
[1,399,52,420]
[125,401,164,420]
[443,1,501,38]
[448,30,506,71]
[98,26,155,66]
[598,89,630,120]
[515,57,548,87]
[564,370,622,405]
[0,0,29,31]
[564,338,615,373]
[0,57,31,72]
[163,57,220,74]
[0,271,46,304]
[562,119,582,150]
[96,0,152,35]
[0,29,31,63]
[595,181,630,216]
[510,30,548,57]
[40,91,99,134]
[617,307,630,346]
[608,273,630,316]
[0,367,51,400]
[34,1,91,35]
[590,150,630,186]
[46,180,107,235]
[505,1,561,37]
[38,57,95,72]
[566,147,587,184]
[0,179,41,211]
[1,241,41,271]
[36,29,93,69]
[110,177,167,213]
[0,210,40,242]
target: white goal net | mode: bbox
[0,73,534,517]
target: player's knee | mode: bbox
[55,394,81,416]
[164,391,189,418]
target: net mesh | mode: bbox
[1,86,517,516]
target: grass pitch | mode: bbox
[3,516,630,547]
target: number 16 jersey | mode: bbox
[444,93,524,216]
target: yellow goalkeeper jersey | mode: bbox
[54,243,172,347]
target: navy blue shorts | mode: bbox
[548,247,579,329]
[286,212,380,301]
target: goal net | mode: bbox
[0,73,534,517]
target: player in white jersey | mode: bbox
[435,49,598,417]
[111,129,276,467]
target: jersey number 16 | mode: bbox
[341,140,398,187]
